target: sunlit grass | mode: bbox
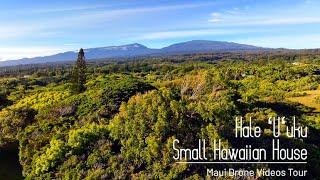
[287,88,320,112]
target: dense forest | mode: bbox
[0,51,320,179]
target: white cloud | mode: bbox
[211,12,221,17]
[208,15,320,26]
[134,28,267,40]
[1,3,214,60]
[0,46,72,61]
[209,19,222,23]
[237,34,320,49]
[29,4,111,13]
[0,26,35,40]
[208,12,222,23]
[136,30,223,40]
[15,2,210,14]
[208,4,320,27]
[231,17,320,26]
[0,2,213,41]
[226,7,243,15]
[71,2,214,23]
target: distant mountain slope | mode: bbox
[0,43,157,67]
[0,40,265,67]
[84,43,157,59]
[161,40,262,53]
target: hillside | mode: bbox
[161,40,262,53]
[0,40,265,67]
[0,55,320,179]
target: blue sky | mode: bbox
[1,0,320,60]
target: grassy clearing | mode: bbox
[287,89,320,112]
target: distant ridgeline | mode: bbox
[1,48,320,77]
[1,40,320,67]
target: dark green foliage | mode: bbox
[72,48,87,93]
[0,107,36,145]
[0,93,11,110]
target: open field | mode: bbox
[287,88,320,112]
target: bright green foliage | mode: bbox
[109,89,190,178]
[0,56,320,179]
[14,91,70,111]
[15,74,154,179]
[33,138,66,175]
[27,124,110,179]
[107,83,236,178]
[67,124,109,150]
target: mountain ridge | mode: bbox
[0,40,268,67]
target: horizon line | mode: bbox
[0,39,318,62]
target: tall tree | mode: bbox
[72,48,87,92]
